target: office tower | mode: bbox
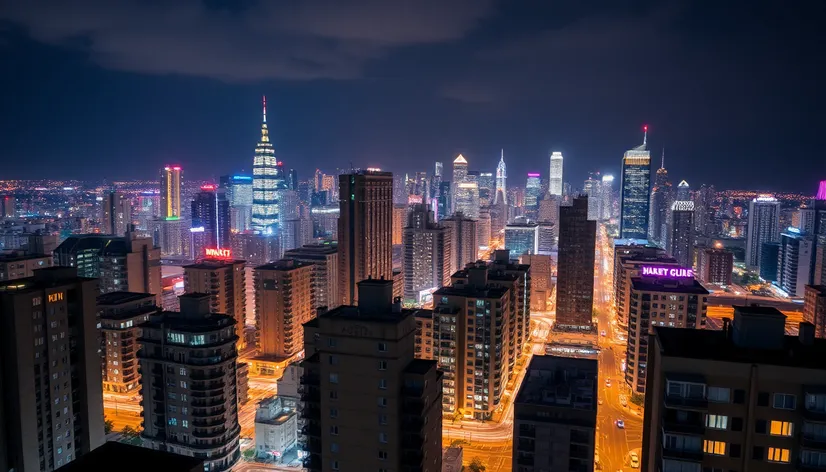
[310,205,339,240]
[0,268,105,472]
[495,150,507,205]
[624,264,708,393]
[231,231,280,266]
[97,291,158,393]
[433,264,516,419]
[337,169,393,305]
[794,207,817,234]
[299,279,442,472]
[101,191,132,236]
[441,212,477,272]
[524,173,541,218]
[760,242,781,282]
[451,154,468,213]
[280,204,313,253]
[536,222,556,255]
[613,242,676,329]
[504,222,539,259]
[160,165,183,219]
[287,169,298,191]
[697,247,734,285]
[641,306,824,471]
[149,217,187,258]
[252,96,285,234]
[284,243,340,310]
[477,172,494,207]
[667,199,696,268]
[454,182,480,219]
[0,250,52,281]
[549,151,564,196]
[512,355,597,472]
[183,252,246,343]
[437,181,451,221]
[138,294,241,471]
[54,232,162,304]
[693,184,717,236]
[600,174,615,221]
[812,183,826,285]
[804,285,826,338]
[1,194,15,218]
[777,227,815,297]
[434,162,443,180]
[476,207,491,250]
[521,254,552,311]
[255,260,315,359]
[649,153,672,246]
[619,127,652,239]
[403,204,452,303]
[254,396,298,461]
[191,184,231,252]
[58,441,205,472]
[489,196,507,239]
[226,175,253,233]
[392,205,407,246]
[582,172,602,221]
[538,192,560,225]
[745,195,781,269]
[556,196,596,329]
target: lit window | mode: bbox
[767,447,790,463]
[703,440,726,456]
[705,414,728,430]
[770,421,793,437]
[168,418,178,426]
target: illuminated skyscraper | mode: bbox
[160,165,182,219]
[667,199,695,268]
[251,96,285,234]
[619,127,651,239]
[451,154,468,213]
[549,151,564,197]
[745,195,781,269]
[226,175,253,232]
[495,149,507,205]
[648,151,672,246]
[101,190,132,236]
[583,172,601,221]
[403,204,452,304]
[599,175,614,221]
[478,172,494,206]
[556,196,596,330]
[525,173,541,218]
[191,184,230,250]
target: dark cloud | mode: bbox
[0,0,494,81]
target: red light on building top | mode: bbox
[200,184,216,191]
[205,248,232,259]
[643,125,648,132]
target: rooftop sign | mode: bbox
[640,265,694,279]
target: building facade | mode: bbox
[254,260,316,359]
[667,199,696,268]
[619,133,651,240]
[98,291,159,393]
[441,212,477,273]
[697,247,734,285]
[403,204,452,304]
[556,196,596,329]
[804,285,826,339]
[0,251,52,281]
[746,196,781,269]
[504,223,539,260]
[161,165,183,220]
[549,152,564,197]
[183,256,246,345]
[283,243,340,310]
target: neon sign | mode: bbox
[640,266,694,278]
[48,292,64,303]
[200,184,216,191]
[205,248,232,259]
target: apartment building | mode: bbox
[283,243,339,310]
[804,285,826,339]
[254,260,316,359]
[414,310,436,360]
[0,250,52,281]
[183,256,246,345]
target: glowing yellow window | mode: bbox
[770,420,794,437]
[768,447,791,463]
[703,440,726,456]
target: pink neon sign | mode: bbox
[640,266,694,278]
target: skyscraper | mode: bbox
[648,152,672,246]
[283,243,340,310]
[441,212,477,273]
[745,195,781,269]
[139,294,241,472]
[226,175,253,233]
[191,184,230,250]
[667,198,696,268]
[549,151,564,197]
[451,154,468,214]
[495,149,507,205]
[583,172,602,221]
[0,268,105,471]
[255,260,316,358]
[599,175,615,221]
[777,227,815,297]
[160,165,182,219]
[454,182,480,219]
[402,204,452,303]
[184,253,246,344]
[555,196,596,329]
[619,127,652,239]
[524,173,541,219]
[299,279,442,472]
[504,222,539,259]
[252,96,283,234]
[337,170,394,305]
[101,190,132,236]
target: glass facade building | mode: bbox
[619,140,651,239]
[504,223,539,259]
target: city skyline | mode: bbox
[1,2,824,192]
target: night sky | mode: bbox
[1,1,824,192]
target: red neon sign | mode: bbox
[200,184,216,191]
[205,248,232,259]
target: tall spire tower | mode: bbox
[251,95,281,234]
[495,149,507,205]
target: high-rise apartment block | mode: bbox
[284,243,340,310]
[512,355,597,472]
[642,306,826,471]
[254,260,315,359]
[696,247,734,285]
[414,310,436,360]
[138,294,241,472]
[0,268,105,472]
[556,196,596,329]
[504,222,539,260]
[613,241,677,330]
[403,204,452,304]
[624,265,708,393]
[804,285,826,338]
[777,228,815,298]
[521,254,552,312]
[441,212,477,273]
[183,254,246,344]
[54,232,162,305]
[667,199,696,268]
[101,190,132,236]
[0,250,53,281]
[97,291,159,393]
[619,130,651,239]
[337,170,393,305]
[746,196,781,269]
[299,279,442,472]
[161,165,183,219]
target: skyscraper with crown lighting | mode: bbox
[495,150,507,205]
[619,126,652,239]
[252,96,286,235]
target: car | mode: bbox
[630,452,640,468]
[605,379,612,387]
[616,419,625,429]
[600,330,607,337]
[598,399,604,405]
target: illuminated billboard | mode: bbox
[205,248,232,259]
[640,266,694,278]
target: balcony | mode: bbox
[192,426,227,439]
[191,370,225,381]
[191,380,225,391]
[801,432,826,450]
[803,408,826,422]
[192,398,224,408]
[664,394,707,411]
[192,406,227,418]
[662,447,703,462]
[192,417,225,427]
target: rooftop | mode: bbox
[183,259,245,270]
[0,251,50,262]
[516,355,597,411]
[320,304,415,323]
[631,277,710,295]
[55,441,203,472]
[0,267,92,293]
[97,291,156,306]
[404,358,438,376]
[255,259,314,271]
[434,284,508,300]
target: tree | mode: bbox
[450,439,469,448]
[630,392,645,407]
[119,425,143,446]
[242,449,256,460]
[104,418,114,434]
[468,457,486,472]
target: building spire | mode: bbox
[661,147,665,169]
[643,124,648,147]
[500,148,504,162]
[262,95,267,124]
